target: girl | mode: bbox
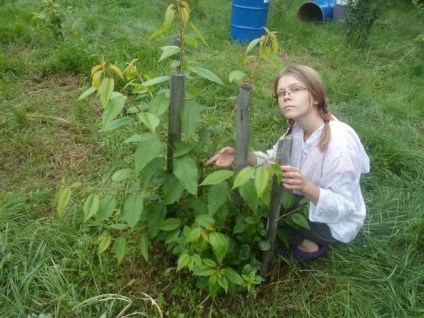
[205,64,370,261]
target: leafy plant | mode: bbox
[344,0,392,49]
[61,2,273,298]
[229,27,279,85]
[32,0,72,40]
[150,0,211,76]
[66,65,269,297]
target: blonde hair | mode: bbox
[274,64,331,151]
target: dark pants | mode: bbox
[280,193,342,246]
[280,220,341,246]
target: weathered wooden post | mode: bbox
[232,84,251,207]
[167,74,185,173]
[260,135,292,278]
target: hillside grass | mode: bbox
[1,0,424,317]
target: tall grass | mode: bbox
[1,0,423,316]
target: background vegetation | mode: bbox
[1,0,423,317]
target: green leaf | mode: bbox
[163,176,184,204]
[232,166,255,189]
[290,213,311,229]
[299,197,309,206]
[181,100,205,139]
[254,166,270,198]
[258,240,271,251]
[177,253,191,271]
[165,228,180,244]
[270,163,283,180]
[189,22,209,47]
[200,170,234,186]
[134,134,165,172]
[233,215,247,234]
[223,267,245,286]
[218,275,228,293]
[148,92,168,116]
[142,75,171,87]
[102,94,126,128]
[158,218,181,231]
[124,134,144,143]
[198,127,211,148]
[190,254,202,269]
[140,157,165,188]
[246,38,261,54]
[159,46,180,61]
[245,216,259,225]
[147,204,167,237]
[184,36,199,47]
[164,9,175,28]
[123,194,144,228]
[207,182,229,215]
[138,112,160,133]
[112,168,132,182]
[139,233,150,262]
[113,236,127,264]
[57,187,71,218]
[259,45,272,60]
[187,196,207,215]
[203,258,217,267]
[77,86,96,101]
[108,223,128,230]
[185,226,204,243]
[192,264,216,277]
[97,233,112,254]
[282,191,296,209]
[209,232,229,264]
[195,214,215,228]
[193,67,224,85]
[239,180,259,212]
[98,77,114,109]
[102,117,132,131]
[173,141,193,158]
[96,195,117,222]
[149,27,169,40]
[84,194,100,222]
[229,70,248,83]
[173,156,198,195]
[208,274,220,299]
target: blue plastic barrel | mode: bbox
[297,0,334,23]
[231,0,270,43]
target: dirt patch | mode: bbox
[1,74,107,191]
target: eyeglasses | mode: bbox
[273,86,307,99]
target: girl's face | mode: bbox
[275,74,318,121]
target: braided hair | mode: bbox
[274,64,331,151]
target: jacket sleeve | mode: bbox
[309,130,369,223]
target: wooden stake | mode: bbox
[260,135,292,278]
[167,74,185,173]
[232,84,251,208]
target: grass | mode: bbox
[1,0,424,316]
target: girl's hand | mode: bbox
[280,165,320,204]
[204,147,235,168]
[280,165,307,191]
